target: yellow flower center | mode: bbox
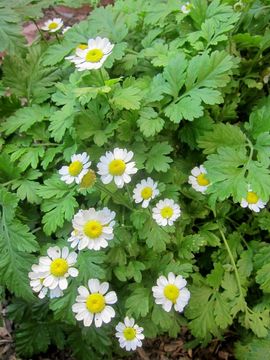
[196,173,210,186]
[86,293,105,313]
[77,44,88,50]
[246,191,259,204]
[84,220,103,238]
[160,206,173,219]
[80,170,96,189]
[141,186,153,200]
[48,22,58,30]
[123,327,136,341]
[164,284,180,304]
[68,161,83,176]
[85,48,104,63]
[50,258,68,277]
[109,159,126,176]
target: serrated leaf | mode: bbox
[198,123,247,155]
[145,142,173,173]
[126,287,151,317]
[41,194,78,235]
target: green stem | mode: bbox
[31,19,47,43]
[55,33,61,44]
[218,224,245,301]
[1,180,16,187]
[95,182,133,211]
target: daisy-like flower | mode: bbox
[72,278,117,327]
[133,177,159,208]
[68,207,116,251]
[65,36,114,71]
[59,152,91,185]
[181,1,193,14]
[240,188,267,212]
[115,317,144,351]
[33,246,78,291]
[29,267,63,299]
[152,199,181,226]
[80,169,96,189]
[97,148,138,188]
[188,165,210,194]
[41,18,63,32]
[152,272,190,313]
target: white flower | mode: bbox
[41,18,63,32]
[59,152,91,185]
[29,267,63,299]
[62,26,71,34]
[133,177,159,208]
[152,199,181,226]
[68,207,116,251]
[240,189,267,212]
[72,279,117,327]
[152,272,190,312]
[97,148,138,188]
[188,165,210,194]
[32,246,78,291]
[65,36,114,71]
[115,317,144,351]
[181,2,193,14]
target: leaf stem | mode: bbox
[218,224,244,299]
[95,181,133,210]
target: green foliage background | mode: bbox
[1,0,270,358]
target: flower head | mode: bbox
[152,199,181,226]
[72,279,117,327]
[188,165,210,194]
[181,2,193,14]
[68,207,116,251]
[152,272,190,312]
[240,188,267,212]
[59,152,91,185]
[65,36,114,71]
[115,317,144,351]
[97,148,138,188]
[31,246,78,291]
[133,178,159,208]
[41,18,63,32]
[80,169,96,189]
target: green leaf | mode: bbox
[111,84,142,110]
[164,96,204,123]
[205,147,248,201]
[198,123,247,155]
[0,5,25,53]
[235,332,270,360]
[0,187,38,300]
[254,246,270,293]
[137,107,164,137]
[48,103,75,142]
[1,105,52,135]
[145,142,173,173]
[163,53,187,98]
[77,251,106,282]
[3,45,60,103]
[126,287,151,318]
[41,194,78,235]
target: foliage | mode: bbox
[1,0,270,359]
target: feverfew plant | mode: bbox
[0,0,270,359]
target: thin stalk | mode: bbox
[95,182,133,211]
[31,19,47,43]
[218,224,244,300]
